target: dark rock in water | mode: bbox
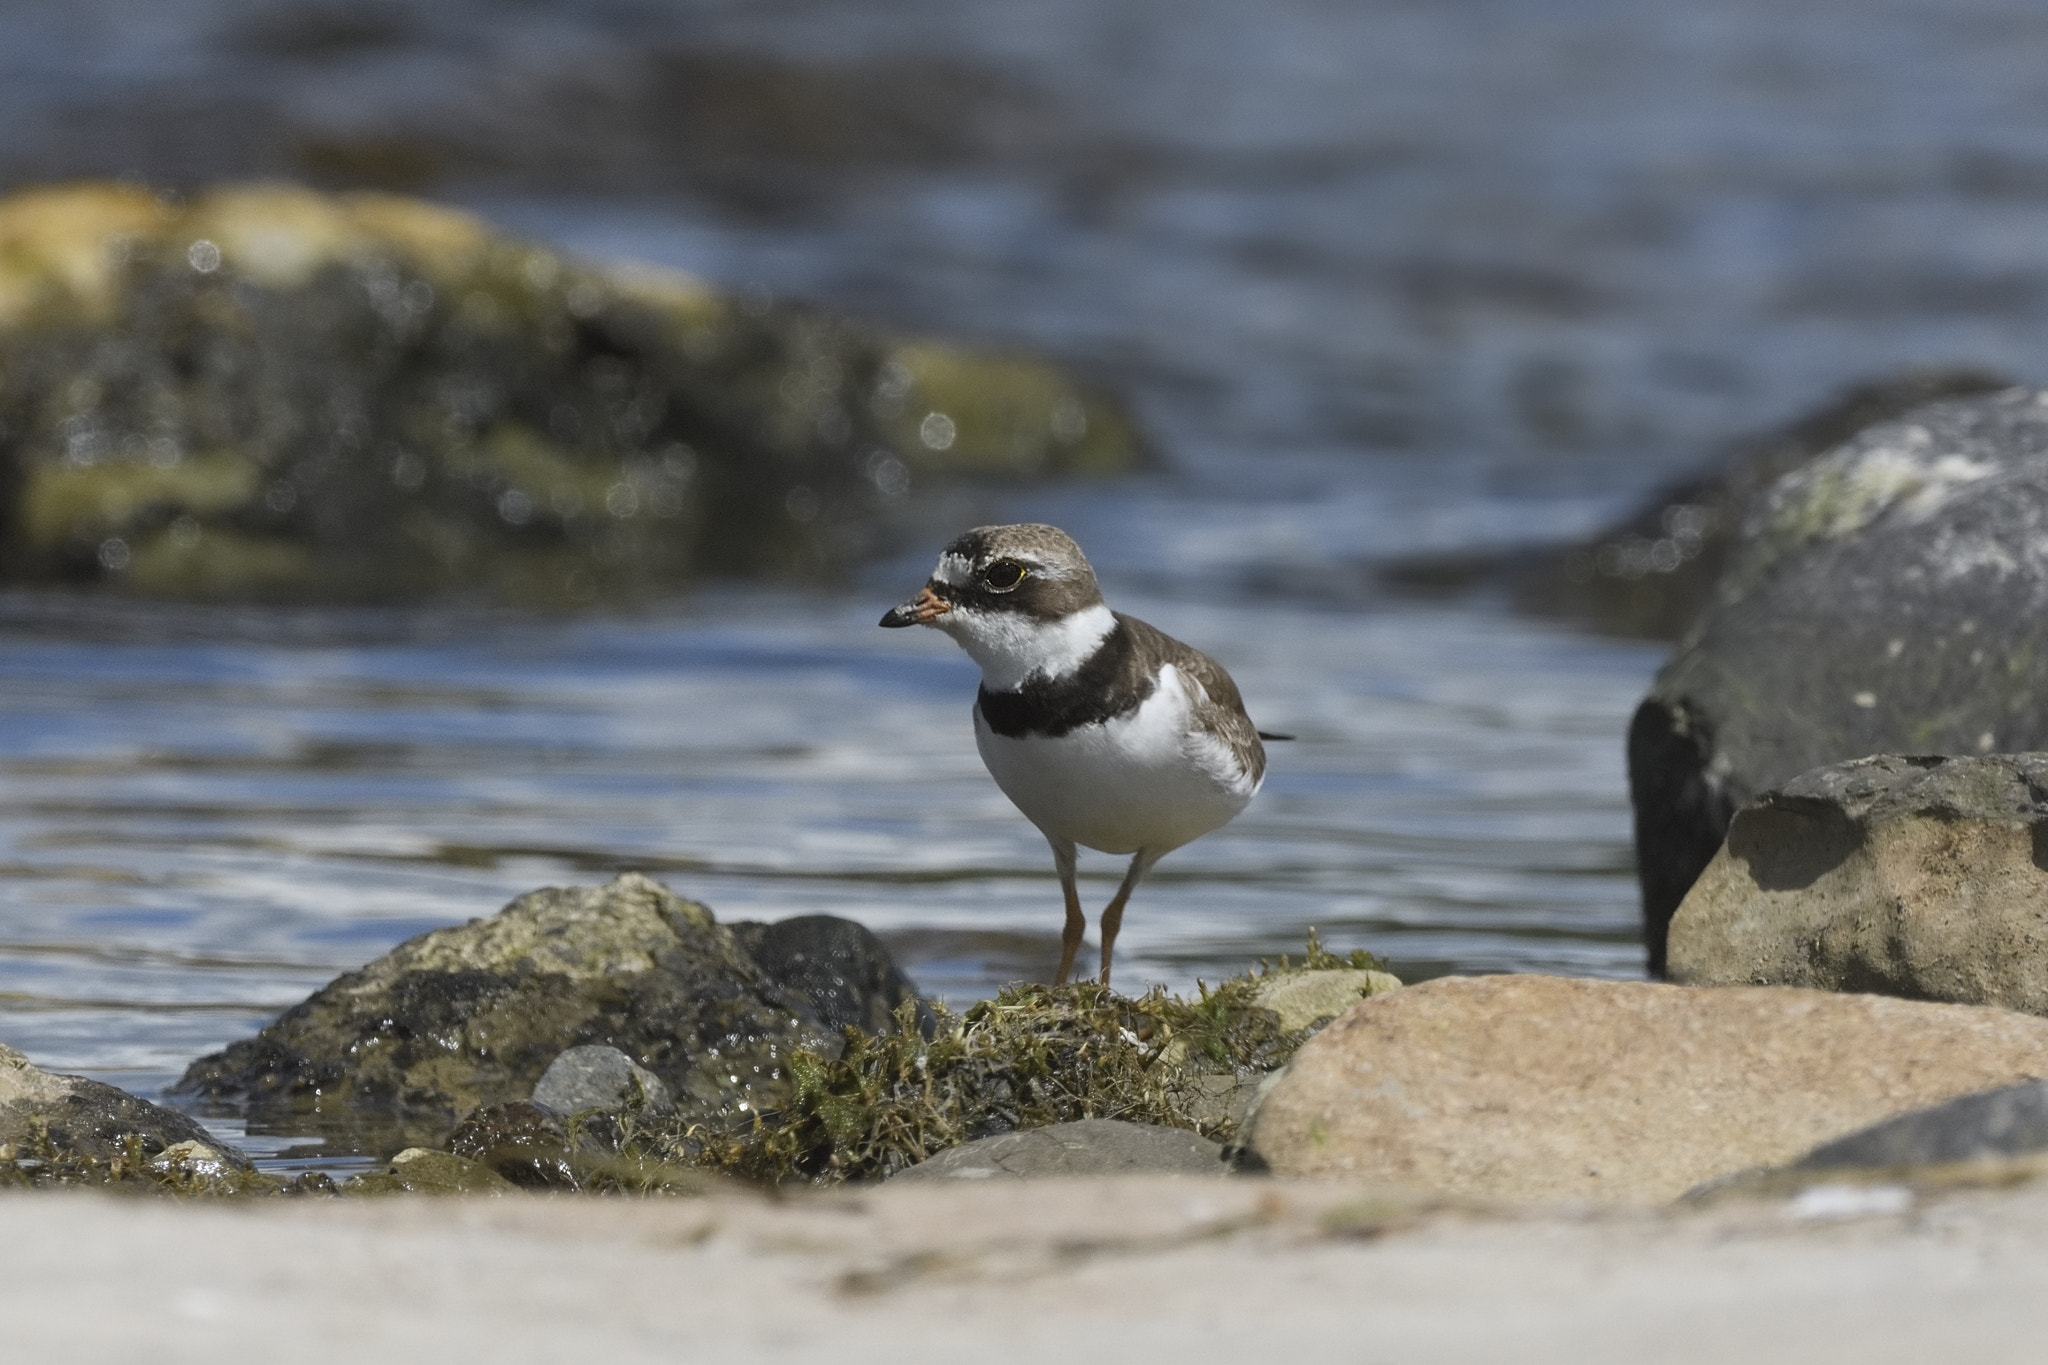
[729,915,934,1037]
[447,1101,582,1190]
[1797,1080,2048,1170]
[0,1041,257,1189]
[1668,754,2048,1011]
[1377,369,2007,640]
[532,1045,674,1119]
[0,184,1141,605]
[887,1118,1225,1182]
[1631,389,2048,974]
[169,873,922,1149]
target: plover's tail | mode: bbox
[1256,731,1295,741]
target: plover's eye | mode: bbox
[981,559,1028,591]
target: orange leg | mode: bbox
[1097,849,1162,987]
[1049,838,1086,985]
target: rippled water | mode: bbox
[7,0,2048,1167]
[0,561,1657,1098]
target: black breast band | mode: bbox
[975,616,1156,738]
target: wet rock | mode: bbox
[345,1146,515,1196]
[1244,974,2048,1205]
[889,1119,1225,1182]
[447,1101,583,1190]
[1630,388,2048,974]
[1669,754,2048,1010]
[1378,369,2007,639]
[532,1045,674,1119]
[170,873,869,1149]
[0,1041,257,1189]
[728,915,933,1037]
[0,183,1140,604]
[1245,968,1401,1032]
[1795,1079,2048,1170]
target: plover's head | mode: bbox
[879,524,1115,690]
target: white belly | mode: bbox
[973,666,1257,855]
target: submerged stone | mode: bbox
[170,874,917,1151]
[0,182,1142,604]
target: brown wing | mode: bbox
[1119,614,1266,786]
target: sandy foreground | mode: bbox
[3,1174,2045,1363]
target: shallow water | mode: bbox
[0,566,1657,1088]
[7,0,2048,1168]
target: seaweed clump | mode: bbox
[642,939,1396,1185]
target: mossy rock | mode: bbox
[169,874,920,1153]
[655,936,1400,1184]
[342,1146,517,1196]
[0,182,1142,603]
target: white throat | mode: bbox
[941,602,1117,692]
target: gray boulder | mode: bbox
[171,874,923,1150]
[533,1045,674,1118]
[1669,754,2048,1010]
[888,1118,1225,1182]
[1631,389,2048,974]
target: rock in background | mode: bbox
[0,183,1139,603]
[728,914,935,1037]
[170,873,925,1151]
[1669,754,2048,1011]
[1245,973,2048,1205]
[1629,388,2048,973]
[1374,368,2007,639]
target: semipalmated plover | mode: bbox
[881,524,1283,986]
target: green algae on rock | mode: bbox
[170,874,919,1153]
[0,182,1141,603]
[342,1146,517,1197]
